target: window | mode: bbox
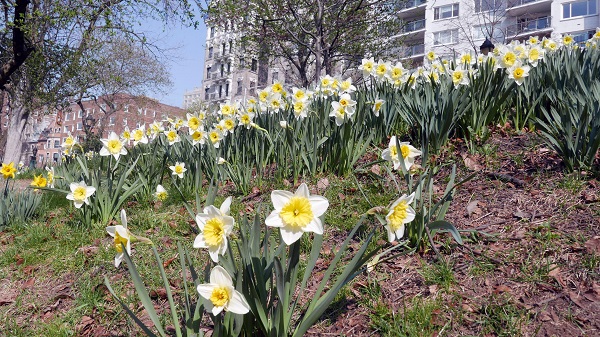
[237,81,243,94]
[229,41,233,53]
[251,59,258,72]
[219,85,223,98]
[63,126,69,133]
[109,116,115,125]
[272,72,279,83]
[79,110,84,118]
[475,0,502,13]
[249,81,256,96]
[227,62,231,73]
[239,58,245,67]
[76,122,82,131]
[572,30,596,43]
[65,112,70,121]
[54,140,60,148]
[433,29,459,45]
[434,4,459,20]
[225,83,229,96]
[100,103,107,111]
[563,0,596,18]
[207,66,211,78]
[222,43,226,55]
[220,64,225,76]
[205,88,210,100]
[210,26,215,38]
[123,118,127,126]
[473,25,504,40]
[209,47,214,58]
[124,105,129,113]
[137,107,142,115]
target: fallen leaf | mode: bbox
[493,285,511,294]
[461,153,484,171]
[466,200,481,217]
[15,254,24,265]
[370,164,380,175]
[584,237,600,255]
[78,245,99,257]
[163,254,179,268]
[251,186,260,194]
[338,193,345,201]
[0,296,14,306]
[317,178,329,190]
[567,291,585,308]
[513,208,531,219]
[22,277,35,289]
[548,264,565,287]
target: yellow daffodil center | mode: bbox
[204,217,225,246]
[321,78,331,87]
[563,36,573,45]
[167,131,177,142]
[294,101,304,112]
[272,83,283,93]
[390,145,398,158]
[375,101,383,111]
[221,105,233,115]
[391,67,403,79]
[461,54,472,64]
[339,98,349,107]
[280,196,313,229]
[73,186,87,202]
[107,139,122,154]
[427,51,436,60]
[400,144,410,158]
[341,81,351,91]
[174,165,184,175]
[503,52,516,67]
[529,48,539,61]
[376,64,387,76]
[453,71,463,83]
[210,286,231,307]
[65,137,74,146]
[388,201,409,230]
[47,171,54,185]
[156,191,167,201]
[122,131,130,139]
[294,91,305,100]
[192,131,204,141]
[513,68,525,79]
[188,117,200,130]
[133,130,143,141]
[224,119,235,130]
[209,132,220,143]
[259,91,268,102]
[114,230,128,253]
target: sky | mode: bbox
[143,19,207,108]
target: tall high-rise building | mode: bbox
[396,0,599,62]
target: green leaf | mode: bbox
[427,220,463,245]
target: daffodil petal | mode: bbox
[220,197,232,215]
[280,226,304,245]
[227,291,250,314]
[271,190,293,210]
[193,234,207,248]
[309,196,329,217]
[210,266,233,286]
[197,284,215,300]
[303,218,323,235]
[265,211,284,228]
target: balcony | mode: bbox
[402,19,426,33]
[397,0,427,19]
[506,16,553,39]
[400,44,425,59]
[506,0,552,16]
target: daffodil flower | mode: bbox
[381,136,422,171]
[155,184,168,201]
[193,205,234,262]
[164,129,181,145]
[30,175,47,190]
[507,62,530,86]
[106,209,132,267]
[45,166,55,188]
[66,180,96,208]
[372,99,385,117]
[100,131,127,160]
[385,193,416,242]
[169,162,187,178]
[197,266,250,316]
[265,183,329,245]
[132,126,148,146]
[1,162,17,179]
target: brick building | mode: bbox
[15,94,185,167]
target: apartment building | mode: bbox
[396,0,599,62]
[200,24,288,108]
[18,94,185,167]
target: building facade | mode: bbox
[16,94,185,167]
[396,0,599,62]
[200,24,289,107]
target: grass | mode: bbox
[479,294,531,337]
[370,296,447,337]
[418,259,456,292]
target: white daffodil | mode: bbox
[507,62,530,86]
[66,180,96,208]
[340,78,356,94]
[62,132,77,151]
[99,131,127,160]
[187,113,202,132]
[155,184,168,201]
[372,99,385,117]
[106,209,132,267]
[293,100,308,119]
[381,136,422,171]
[197,266,250,316]
[190,129,206,146]
[132,126,148,146]
[359,57,375,78]
[385,193,416,242]
[164,129,181,145]
[265,183,329,245]
[193,205,234,262]
[329,101,349,126]
[208,128,223,148]
[169,162,187,178]
[450,68,469,88]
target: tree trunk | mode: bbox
[2,105,29,163]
